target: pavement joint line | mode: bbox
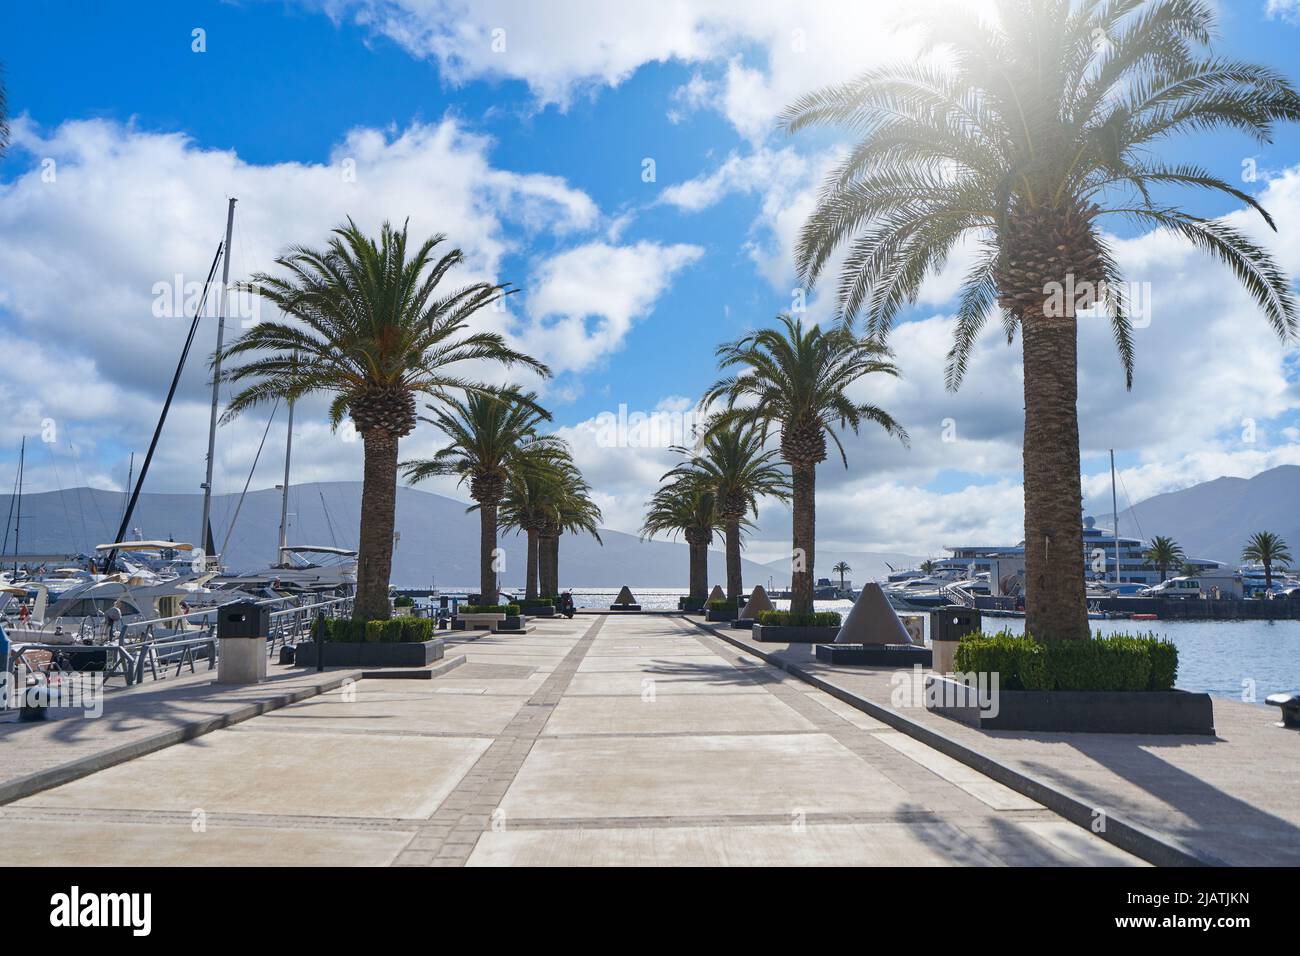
[390,615,609,867]
[685,615,1217,867]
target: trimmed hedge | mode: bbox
[705,599,734,611]
[954,630,1177,692]
[460,604,521,616]
[325,616,433,644]
[757,610,842,628]
[393,595,415,608]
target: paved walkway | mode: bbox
[0,614,1140,866]
[707,623,1300,866]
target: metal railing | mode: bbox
[7,593,353,688]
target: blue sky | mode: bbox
[3,0,1300,560]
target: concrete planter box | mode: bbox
[752,624,841,644]
[925,675,1215,735]
[730,618,756,630]
[519,605,555,617]
[678,597,706,613]
[455,613,506,630]
[705,608,738,622]
[296,639,445,668]
[494,615,527,631]
[816,643,932,667]
[609,604,642,612]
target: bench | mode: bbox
[1266,692,1300,728]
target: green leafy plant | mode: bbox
[325,615,433,643]
[955,631,1177,692]
[460,604,520,616]
[757,610,842,628]
[393,595,416,608]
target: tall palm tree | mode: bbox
[702,315,908,615]
[1143,536,1184,583]
[641,475,723,604]
[222,219,549,620]
[540,462,603,597]
[919,559,937,575]
[404,389,559,606]
[1242,531,1292,591]
[498,446,571,600]
[832,560,852,593]
[667,423,790,603]
[783,0,1300,639]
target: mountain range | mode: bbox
[1099,464,1300,566]
[0,481,834,589]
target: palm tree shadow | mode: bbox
[993,729,1300,865]
[640,658,785,689]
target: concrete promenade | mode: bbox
[705,622,1300,866]
[0,614,1140,866]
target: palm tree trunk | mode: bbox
[790,462,816,616]
[479,498,499,605]
[724,517,743,604]
[355,429,398,621]
[1264,560,1273,591]
[688,535,708,601]
[525,528,539,600]
[1021,312,1089,641]
[546,535,560,595]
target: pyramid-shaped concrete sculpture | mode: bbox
[707,585,725,603]
[739,585,774,619]
[614,585,637,605]
[835,583,912,645]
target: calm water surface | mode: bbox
[558,589,1299,702]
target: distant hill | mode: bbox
[1099,464,1300,565]
[0,482,773,589]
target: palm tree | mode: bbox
[540,462,603,597]
[221,219,548,620]
[641,475,722,605]
[702,315,908,615]
[919,559,937,575]
[667,423,790,604]
[782,1,1300,639]
[1143,536,1184,583]
[832,560,852,594]
[498,446,570,600]
[1242,531,1293,591]
[404,389,559,606]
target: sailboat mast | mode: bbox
[13,436,24,576]
[278,397,294,563]
[200,197,237,570]
[1110,449,1120,585]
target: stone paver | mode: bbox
[703,621,1300,866]
[0,613,1145,866]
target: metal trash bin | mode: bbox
[217,601,269,684]
[929,605,982,674]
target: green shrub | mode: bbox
[325,616,433,643]
[365,619,404,643]
[393,595,415,608]
[396,616,434,643]
[757,610,842,628]
[706,599,733,611]
[324,618,368,643]
[954,631,1177,692]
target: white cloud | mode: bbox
[1265,0,1300,25]
[311,0,955,140]
[522,241,703,373]
[0,115,701,497]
